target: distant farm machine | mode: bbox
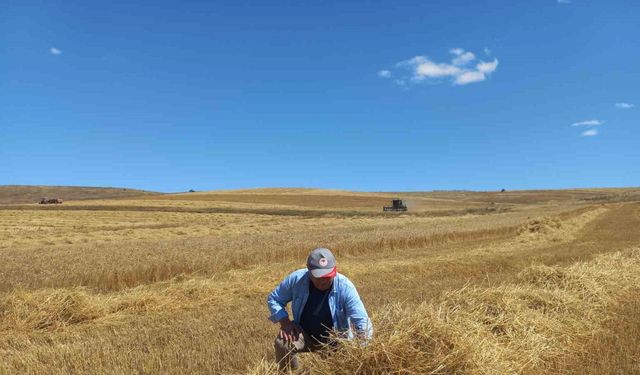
[383,199,408,212]
[39,197,63,204]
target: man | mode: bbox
[267,247,373,371]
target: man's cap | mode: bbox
[307,248,337,278]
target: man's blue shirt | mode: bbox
[267,269,373,340]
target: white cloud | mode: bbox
[477,59,499,74]
[484,47,492,56]
[455,71,486,85]
[382,48,499,87]
[50,47,62,55]
[571,119,604,127]
[572,119,603,137]
[414,59,461,78]
[615,102,634,109]
[450,48,475,66]
[378,70,391,78]
[453,52,475,66]
[557,0,571,4]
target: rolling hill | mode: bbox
[0,185,159,204]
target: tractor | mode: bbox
[383,199,407,212]
[39,197,63,204]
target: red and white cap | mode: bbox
[306,248,337,278]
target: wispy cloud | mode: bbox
[615,102,634,109]
[557,0,571,4]
[450,48,475,66]
[394,79,406,87]
[50,47,62,55]
[477,60,499,73]
[571,119,603,137]
[455,71,486,85]
[571,119,604,127]
[380,48,499,87]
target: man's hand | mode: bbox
[278,318,300,344]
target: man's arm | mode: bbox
[342,279,373,340]
[268,273,302,343]
[267,273,294,323]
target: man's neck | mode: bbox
[310,280,333,292]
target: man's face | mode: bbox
[309,273,334,291]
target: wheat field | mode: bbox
[0,188,639,374]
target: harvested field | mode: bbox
[0,188,638,374]
[0,185,158,204]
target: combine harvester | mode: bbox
[39,197,63,204]
[383,198,407,212]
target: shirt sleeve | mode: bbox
[342,279,373,340]
[267,273,294,323]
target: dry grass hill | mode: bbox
[0,185,158,204]
[0,186,639,374]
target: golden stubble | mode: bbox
[0,190,638,374]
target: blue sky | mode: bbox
[1,0,638,192]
